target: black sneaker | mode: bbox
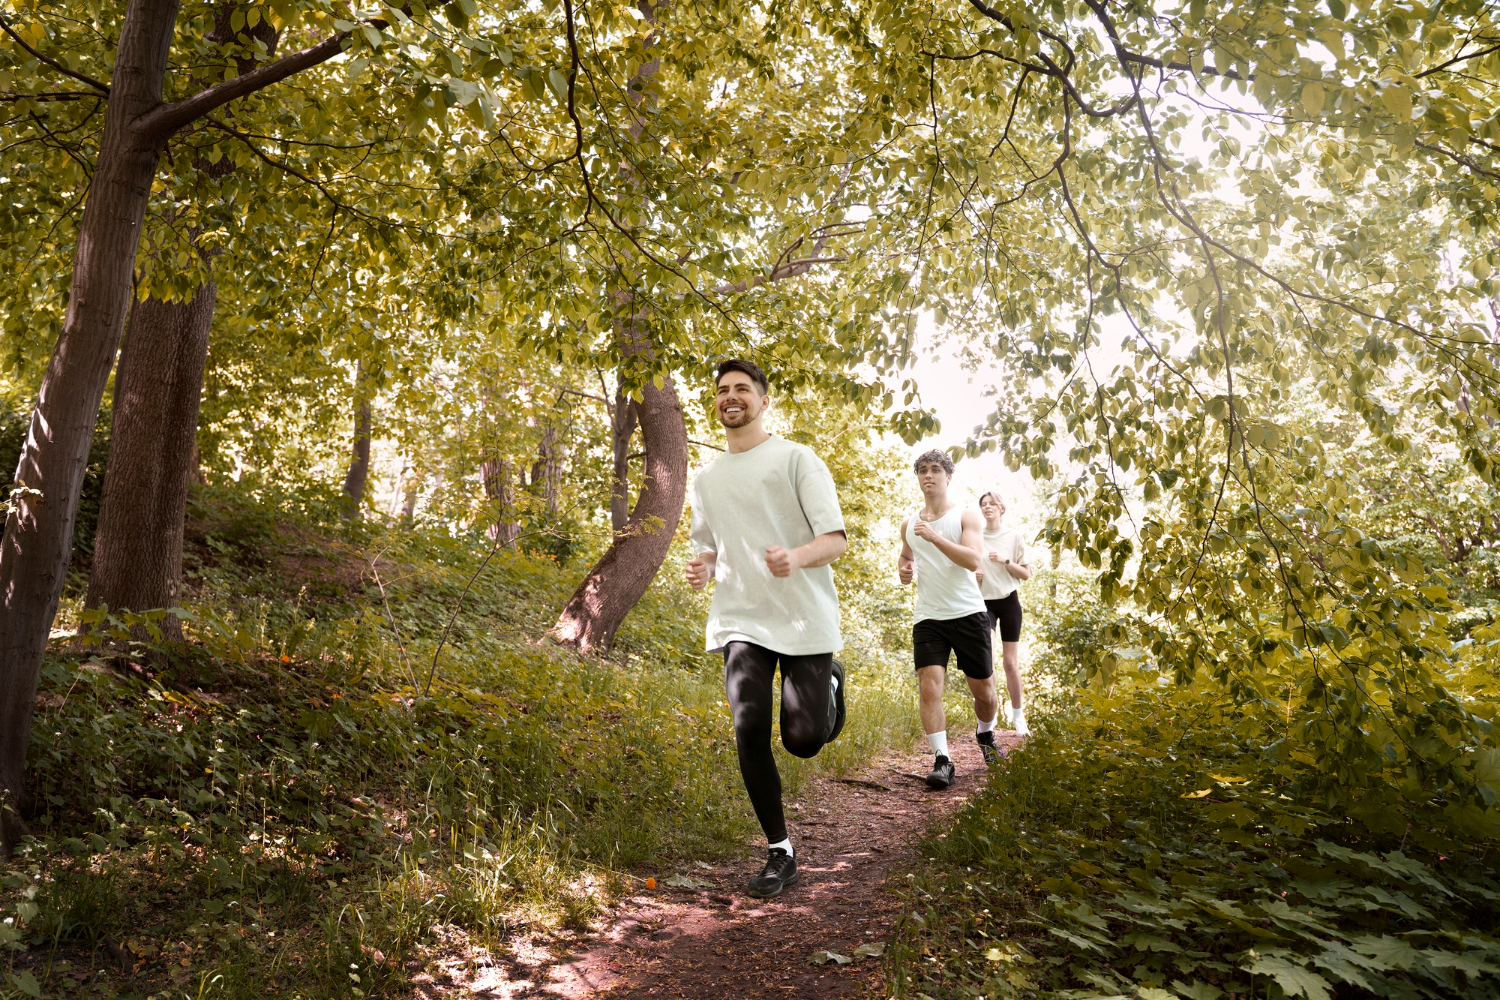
[976,730,1000,767]
[926,755,956,789]
[826,658,847,743]
[747,848,799,899]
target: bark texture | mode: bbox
[0,0,180,852]
[341,389,373,520]
[609,390,638,534]
[482,457,520,544]
[554,357,687,652]
[85,286,217,639]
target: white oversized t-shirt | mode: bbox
[688,436,845,654]
[978,527,1026,600]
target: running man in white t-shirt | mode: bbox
[897,450,1002,787]
[976,491,1033,735]
[685,359,848,899]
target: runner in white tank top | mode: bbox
[906,506,987,621]
[897,449,1001,788]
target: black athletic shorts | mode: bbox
[986,593,1023,644]
[912,612,994,679]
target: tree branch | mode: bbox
[0,12,110,94]
[135,30,350,141]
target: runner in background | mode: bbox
[897,450,1001,786]
[976,491,1032,736]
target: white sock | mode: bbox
[768,837,793,856]
[927,731,949,758]
[1012,706,1027,725]
[976,715,997,735]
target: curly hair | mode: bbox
[912,448,954,476]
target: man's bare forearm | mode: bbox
[927,532,980,570]
[795,531,847,569]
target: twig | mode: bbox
[425,528,555,697]
[0,12,111,94]
[369,555,419,692]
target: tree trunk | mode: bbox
[554,344,687,652]
[84,286,217,640]
[532,423,562,515]
[609,390,638,534]
[84,8,275,639]
[0,0,180,852]
[482,457,520,544]
[398,466,421,521]
[341,367,372,520]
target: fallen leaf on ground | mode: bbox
[809,950,853,966]
[663,874,714,888]
[643,877,656,889]
[853,941,885,958]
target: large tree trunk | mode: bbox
[609,390,638,534]
[85,6,278,639]
[341,366,373,520]
[0,0,180,852]
[554,344,687,652]
[84,286,217,639]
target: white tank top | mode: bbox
[906,506,987,623]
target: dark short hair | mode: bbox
[913,449,954,476]
[715,358,769,395]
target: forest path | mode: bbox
[411,729,1020,999]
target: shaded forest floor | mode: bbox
[410,731,1021,999]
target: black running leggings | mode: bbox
[723,641,833,844]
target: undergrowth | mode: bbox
[888,689,1500,1000]
[0,493,919,999]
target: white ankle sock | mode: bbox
[768,837,793,856]
[1011,706,1026,723]
[927,731,949,758]
[976,715,997,735]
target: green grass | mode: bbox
[884,688,1500,1000]
[0,494,921,999]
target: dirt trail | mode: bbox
[412,729,1020,999]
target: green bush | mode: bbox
[888,689,1500,999]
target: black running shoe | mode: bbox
[926,754,956,789]
[826,658,847,743]
[747,848,799,899]
[976,730,1001,767]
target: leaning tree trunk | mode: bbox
[554,357,687,652]
[84,286,217,640]
[0,0,180,852]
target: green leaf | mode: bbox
[8,972,41,999]
[1301,82,1326,117]
[1245,954,1332,1000]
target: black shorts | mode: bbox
[912,612,994,679]
[986,593,1023,644]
